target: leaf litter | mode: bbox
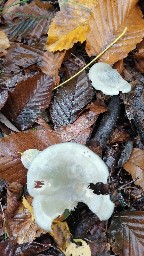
[0,0,144,255]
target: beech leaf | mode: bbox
[123,148,144,190]
[50,57,94,127]
[0,31,10,56]
[47,0,144,65]
[0,128,61,184]
[109,211,144,255]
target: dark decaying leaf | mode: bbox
[50,58,94,128]
[0,90,8,110]
[0,128,61,184]
[109,211,144,256]
[3,73,54,130]
[74,213,108,256]
[134,39,144,73]
[93,96,121,147]
[122,66,144,143]
[6,182,23,218]
[117,141,133,168]
[56,101,107,145]
[4,1,55,43]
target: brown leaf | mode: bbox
[134,39,144,73]
[50,57,94,128]
[2,0,20,21]
[6,182,23,218]
[40,50,65,85]
[4,2,55,42]
[52,221,72,251]
[0,31,10,57]
[109,127,130,144]
[0,128,61,184]
[6,200,46,244]
[3,73,54,130]
[109,211,144,255]
[86,0,144,64]
[123,148,144,190]
[56,101,107,145]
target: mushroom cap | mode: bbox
[22,142,114,231]
[27,142,109,197]
[88,62,131,95]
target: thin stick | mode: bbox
[53,27,127,90]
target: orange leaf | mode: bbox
[46,0,94,51]
[123,148,144,190]
[86,0,144,64]
[47,0,144,65]
[0,31,10,56]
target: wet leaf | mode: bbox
[123,148,144,190]
[3,73,54,130]
[122,83,144,143]
[134,39,144,73]
[47,0,144,65]
[86,0,144,64]
[50,58,94,127]
[0,128,61,184]
[109,211,144,255]
[6,201,46,244]
[56,101,107,145]
[4,2,54,42]
[46,0,92,51]
[6,182,23,218]
[0,30,10,57]
[52,221,72,251]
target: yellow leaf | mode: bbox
[51,221,72,250]
[46,0,95,51]
[0,31,10,56]
[65,239,91,256]
[22,196,34,221]
[46,0,144,65]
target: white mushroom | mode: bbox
[88,62,131,95]
[21,142,114,231]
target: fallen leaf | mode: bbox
[2,0,20,21]
[6,201,46,244]
[122,83,144,143]
[22,196,34,221]
[0,31,10,56]
[134,39,144,73]
[65,239,91,256]
[6,182,23,218]
[109,211,144,255]
[40,50,65,85]
[0,112,19,132]
[4,1,55,42]
[51,221,72,251]
[50,57,94,127]
[0,128,61,184]
[56,101,107,144]
[109,127,130,144]
[46,0,93,51]
[0,90,8,111]
[123,148,144,190]
[3,72,54,130]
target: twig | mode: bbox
[53,27,127,90]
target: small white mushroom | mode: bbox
[21,142,114,231]
[88,62,131,95]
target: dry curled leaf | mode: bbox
[109,211,144,256]
[0,128,61,184]
[123,148,144,190]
